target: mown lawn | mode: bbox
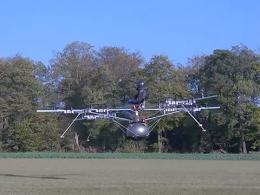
[0,159,259,195]
[0,152,259,160]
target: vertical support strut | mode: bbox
[60,113,81,138]
[181,105,206,132]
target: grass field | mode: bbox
[0,158,259,195]
[0,152,260,160]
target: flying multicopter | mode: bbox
[37,81,220,138]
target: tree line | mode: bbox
[0,42,259,153]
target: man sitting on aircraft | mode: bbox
[128,81,148,106]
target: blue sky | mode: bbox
[0,0,260,65]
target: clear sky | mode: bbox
[0,0,260,65]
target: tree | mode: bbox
[51,41,101,107]
[10,114,61,151]
[0,56,42,120]
[195,46,260,153]
[98,46,143,105]
[143,55,188,152]
[0,56,41,150]
[50,43,143,151]
[0,56,61,151]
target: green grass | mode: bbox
[0,159,259,195]
[0,152,259,160]
[4,186,260,195]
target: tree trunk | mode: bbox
[158,131,163,153]
[239,132,247,154]
[242,139,247,154]
[74,132,80,151]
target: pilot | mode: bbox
[128,81,148,105]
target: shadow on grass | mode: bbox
[0,173,66,180]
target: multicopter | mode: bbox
[37,81,220,138]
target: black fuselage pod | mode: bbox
[126,123,150,138]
